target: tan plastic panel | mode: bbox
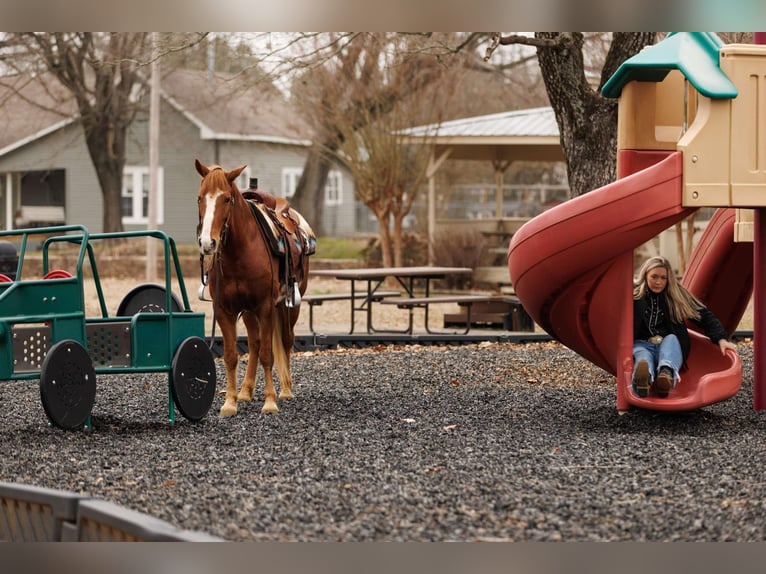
[721,45,766,207]
[617,70,689,152]
[678,96,732,206]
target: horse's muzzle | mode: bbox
[198,236,217,255]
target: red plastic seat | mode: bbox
[43,269,73,279]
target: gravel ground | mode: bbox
[1,338,765,542]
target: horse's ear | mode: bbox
[226,165,247,184]
[195,159,209,177]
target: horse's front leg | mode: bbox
[218,313,241,418]
[238,311,260,403]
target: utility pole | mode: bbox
[147,32,160,282]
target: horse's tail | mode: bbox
[272,306,291,390]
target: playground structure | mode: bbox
[0,225,217,429]
[508,32,766,412]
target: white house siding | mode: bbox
[127,102,360,242]
[124,101,217,243]
[0,94,362,243]
[0,122,104,233]
[320,169,358,237]
[214,139,305,196]
[215,141,359,238]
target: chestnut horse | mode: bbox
[195,160,312,416]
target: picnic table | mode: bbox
[308,266,473,334]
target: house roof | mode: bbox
[159,68,311,146]
[0,68,311,158]
[403,106,559,139]
[400,106,563,163]
[0,74,78,156]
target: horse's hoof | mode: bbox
[219,403,238,417]
[279,389,294,400]
[261,401,279,414]
[237,392,253,403]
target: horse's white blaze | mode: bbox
[198,191,223,254]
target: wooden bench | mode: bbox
[380,294,533,334]
[303,290,400,334]
[17,205,66,227]
[444,295,533,332]
[378,294,504,334]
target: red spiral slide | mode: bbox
[508,150,752,411]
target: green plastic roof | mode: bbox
[601,32,738,99]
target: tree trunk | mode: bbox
[535,32,656,198]
[378,214,394,268]
[291,144,331,236]
[82,121,126,233]
[392,213,405,267]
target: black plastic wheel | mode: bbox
[116,284,183,316]
[39,340,96,430]
[170,337,216,421]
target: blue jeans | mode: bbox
[632,334,682,387]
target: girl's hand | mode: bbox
[719,339,738,355]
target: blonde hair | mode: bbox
[633,255,702,322]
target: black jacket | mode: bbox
[633,290,728,362]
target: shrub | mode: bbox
[362,233,428,267]
[430,230,487,290]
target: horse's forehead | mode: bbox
[198,170,230,198]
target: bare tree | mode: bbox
[485,32,657,198]
[1,33,152,232]
[290,33,480,236]
[335,89,446,267]
[1,32,209,233]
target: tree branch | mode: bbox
[484,32,562,62]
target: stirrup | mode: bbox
[285,280,301,308]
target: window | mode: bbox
[281,167,302,199]
[324,170,342,205]
[122,166,164,225]
[281,167,343,205]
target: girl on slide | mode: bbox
[632,255,737,398]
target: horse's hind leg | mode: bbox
[218,314,241,418]
[257,311,279,413]
[273,305,298,400]
[238,312,260,403]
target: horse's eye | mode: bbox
[223,197,231,204]
[197,196,202,204]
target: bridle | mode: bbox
[197,167,234,256]
[197,168,236,348]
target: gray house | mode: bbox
[0,68,357,243]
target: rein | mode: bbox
[199,184,232,350]
[200,253,223,350]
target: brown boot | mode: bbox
[654,366,674,398]
[632,360,651,397]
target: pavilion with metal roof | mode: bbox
[400,106,565,261]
